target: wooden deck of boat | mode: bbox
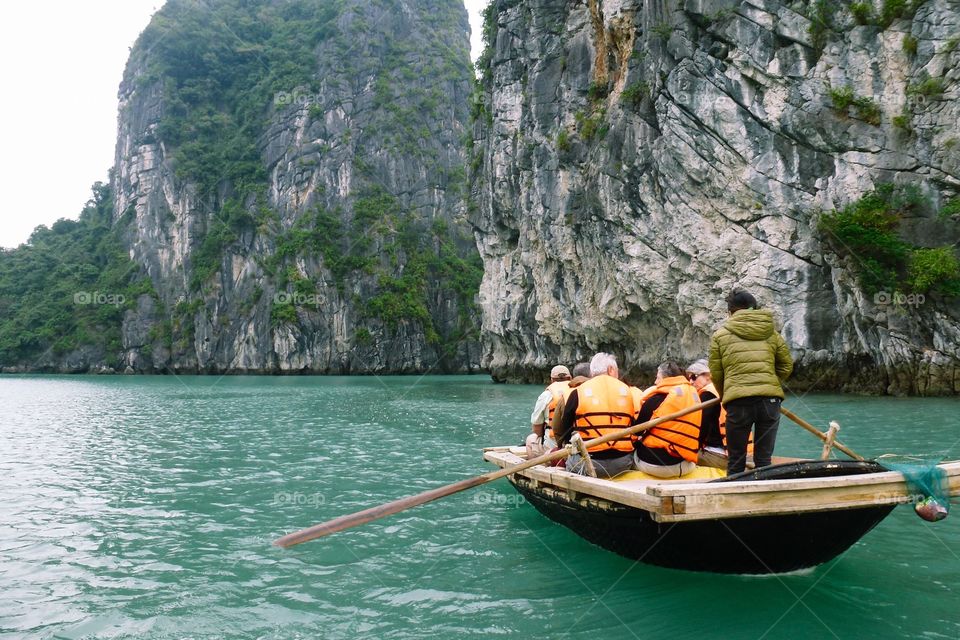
[483,447,960,523]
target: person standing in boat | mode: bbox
[526,365,572,457]
[708,289,793,475]
[555,353,636,478]
[632,362,703,478]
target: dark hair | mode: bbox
[726,288,758,313]
[572,362,591,378]
[657,361,685,378]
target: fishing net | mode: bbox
[877,454,950,521]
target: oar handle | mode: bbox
[273,397,718,548]
[780,406,865,461]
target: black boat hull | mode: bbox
[509,461,897,574]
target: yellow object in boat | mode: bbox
[613,466,727,481]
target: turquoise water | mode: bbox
[1,374,958,639]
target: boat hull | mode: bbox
[509,467,897,574]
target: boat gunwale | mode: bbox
[483,449,960,522]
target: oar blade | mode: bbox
[273,475,490,548]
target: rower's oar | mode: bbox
[273,397,719,548]
[780,406,866,461]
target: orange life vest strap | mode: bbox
[641,376,702,462]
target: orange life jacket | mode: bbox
[641,376,702,462]
[544,380,572,440]
[701,382,753,453]
[573,374,636,453]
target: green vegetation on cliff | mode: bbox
[137,0,341,197]
[267,188,482,342]
[137,0,472,198]
[0,184,153,367]
[828,85,882,125]
[364,202,483,343]
[819,184,960,297]
[807,0,925,51]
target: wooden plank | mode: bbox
[648,462,960,497]
[654,463,960,522]
[651,480,960,520]
[490,452,960,499]
[482,450,523,465]
[525,465,664,512]
[658,497,917,522]
[483,449,664,511]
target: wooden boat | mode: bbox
[483,446,960,574]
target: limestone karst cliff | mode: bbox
[1,0,483,375]
[471,0,960,394]
[115,0,483,374]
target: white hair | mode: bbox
[590,352,617,377]
[657,361,685,378]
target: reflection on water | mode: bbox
[0,375,958,638]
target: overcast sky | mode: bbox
[0,0,487,249]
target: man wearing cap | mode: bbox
[548,362,591,436]
[686,359,727,469]
[708,288,793,475]
[525,364,572,457]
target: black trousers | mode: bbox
[724,397,782,474]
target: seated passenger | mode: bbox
[633,361,702,478]
[570,361,592,384]
[548,361,591,437]
[555,353,636,478]
[525,365,571,458]
[687,359,726,469]
[687,359,752,470]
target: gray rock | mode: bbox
[473,0,960,394]
[107,0,481,375]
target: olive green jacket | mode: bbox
[708,309,793,403]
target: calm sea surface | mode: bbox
[1,375,959,639]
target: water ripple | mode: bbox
[1,377,958,638]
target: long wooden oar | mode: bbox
[780,406,866,461]
[273,397,719,548]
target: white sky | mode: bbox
[0,0,488,249]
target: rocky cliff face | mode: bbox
[111,0,481,374]
[472,0,960,394]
